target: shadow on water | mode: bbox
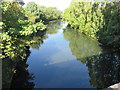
[2,30,47,89]
[2,48,35,89]
[86,50,120,89]
[2,21,120,89]
[63,27,120,89]
[10,48,35,89]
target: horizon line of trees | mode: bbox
[25,2,62,23]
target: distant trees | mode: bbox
[63,1,120,48]
[25,2,62,23]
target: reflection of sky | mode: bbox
[45,29,76,65]
[23,0,72,11]
[28,22,76,66]
[27,22,96,88]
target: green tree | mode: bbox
[25,2,62,23]
[63,1,120,48]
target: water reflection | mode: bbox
[2,30,47,88]
[10,49,35,89]
[86,50,120,89]
[2,48,35,89]
[63,27,120,89]
[63,27,102,63]
[46,21,62,34]
[3,21,120,89]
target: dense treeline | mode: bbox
[1,2,47,88]
[0,1,62,59]
[25,2,62,23]
[0,1,45,59]
[63,1,120,48]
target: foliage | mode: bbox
[97,2,120,47]
[25,2,62,23]
[63,1,120,47]
[63,1,103,38]
[1,1,61,89]
[1,2,46,37]
[0,1,47,59]
[2,25,47,89]
[2,47,35,89]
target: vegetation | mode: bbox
[1,1,61,88]
[25,2,62,23]
[1,0,120,89]
[63,1,120,48]
[1,1,62,59]
[0,1,45,59]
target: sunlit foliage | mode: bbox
[0,1,46,59]
[63,1,120,47]
[25,2,62,23]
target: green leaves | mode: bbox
[25,2,62,23]
[19,20,46,36]
[1,2,47,60]
[63,1,120,47]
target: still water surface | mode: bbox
[6,21,120,89]
[9,21,120,88]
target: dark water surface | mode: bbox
[6,21,120,89]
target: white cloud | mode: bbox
[23,0,72,11]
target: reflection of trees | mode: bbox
[46,21,62,34]
[86,50,120,89]
[63,27,102,63]
[63,27,120,88]
[10,49,35,89]
[2,30,47,88]
[23,30,47,49]
[2,47,35,89]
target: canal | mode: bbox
[9,21,120,88]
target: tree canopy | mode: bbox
[63,1,120,48]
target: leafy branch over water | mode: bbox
[1,1,62,88]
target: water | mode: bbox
[26,21,120,88]
[4,21,120,89]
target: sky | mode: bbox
[23,0,72,11]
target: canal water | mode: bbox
[10,21,120,88]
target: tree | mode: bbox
[63,1,120,48]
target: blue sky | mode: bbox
[23,0,72,11]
